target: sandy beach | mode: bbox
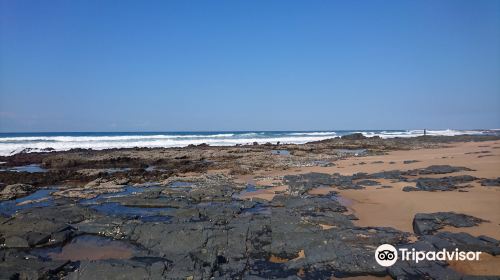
[234,140,500,276]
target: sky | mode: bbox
[0,0,499,132]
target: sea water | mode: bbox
[0,129,496,156]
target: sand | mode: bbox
[234,140,500,276]
[236,140,500,237]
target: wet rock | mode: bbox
[285,227,409,277]
[412,165,473,175]
[0,203,95,249]
[403,165,475,177]
[284,173,337,195]
[422,232,500,256]
[356,180,380,186]
[413,175,477,191]
[413,212,487,235]
[0,169,97,188]
[341,133,366,140]
[3,235,30,248]
[389,241,462,280]
[481,178,500,187]
[0,249,69,279]
[284,172,372,193]
[369,170,405,180]
[270,195,347,214]
[0,183,36,200]
[73,216,137,239]
[85,177,129,188]
[402,186,419,192]
[66,259,170,280]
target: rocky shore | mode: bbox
[1,134,500,279]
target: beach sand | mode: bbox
[235,140,500,276]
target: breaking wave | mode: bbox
[0,129,494,156]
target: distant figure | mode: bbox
[424,129,426,136]
[277,141,280,146]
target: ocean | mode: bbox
[0,129,497,156]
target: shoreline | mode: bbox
[1,134,500,278]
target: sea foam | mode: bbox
[0,130,493,156]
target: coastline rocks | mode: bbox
[410,175,477,192]
[285,227,409,278]
[420,165,473,174]
[0,184,36,200]
[402,186,419,192]
[388,241,462,280]
[421,232,500,256]
[356,180,380,186]
[66,259,170,280]
[407,165,473,176]
[53,177,132,200]
[284,173,370,194]
[284,173,337,195]
[0,204,95,249]
[0,249,69,280]
[85,177,130,188]
[413,212,487,235]
[1,135,500,279]
[340,133,367,140]
[481,177,500,187]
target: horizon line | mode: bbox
[0,128,498,134]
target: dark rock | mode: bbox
[422,232,500,256]
[0,203,95,249]
[0,249,69,279]
[341,133,366,140]
[356,180,380,186]
[405,165,474,176]
[369,170,405,180]
[389,241,462,280]
[284,173,337,195]
[403,160,420,164]
[416,165,473,175]
[66,259,170,280]
[413,175,477,191]
[481,178,500,187]
[402,186,419,192]
[413,212,487,235]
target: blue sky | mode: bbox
[0,0,499,132]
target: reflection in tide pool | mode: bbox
[271,150,290,156]
[0,164,47,173]
[79,186,159,205]
[33,235,139,261]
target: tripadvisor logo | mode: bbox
[374,244,482,267]
[375,244,398,267]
